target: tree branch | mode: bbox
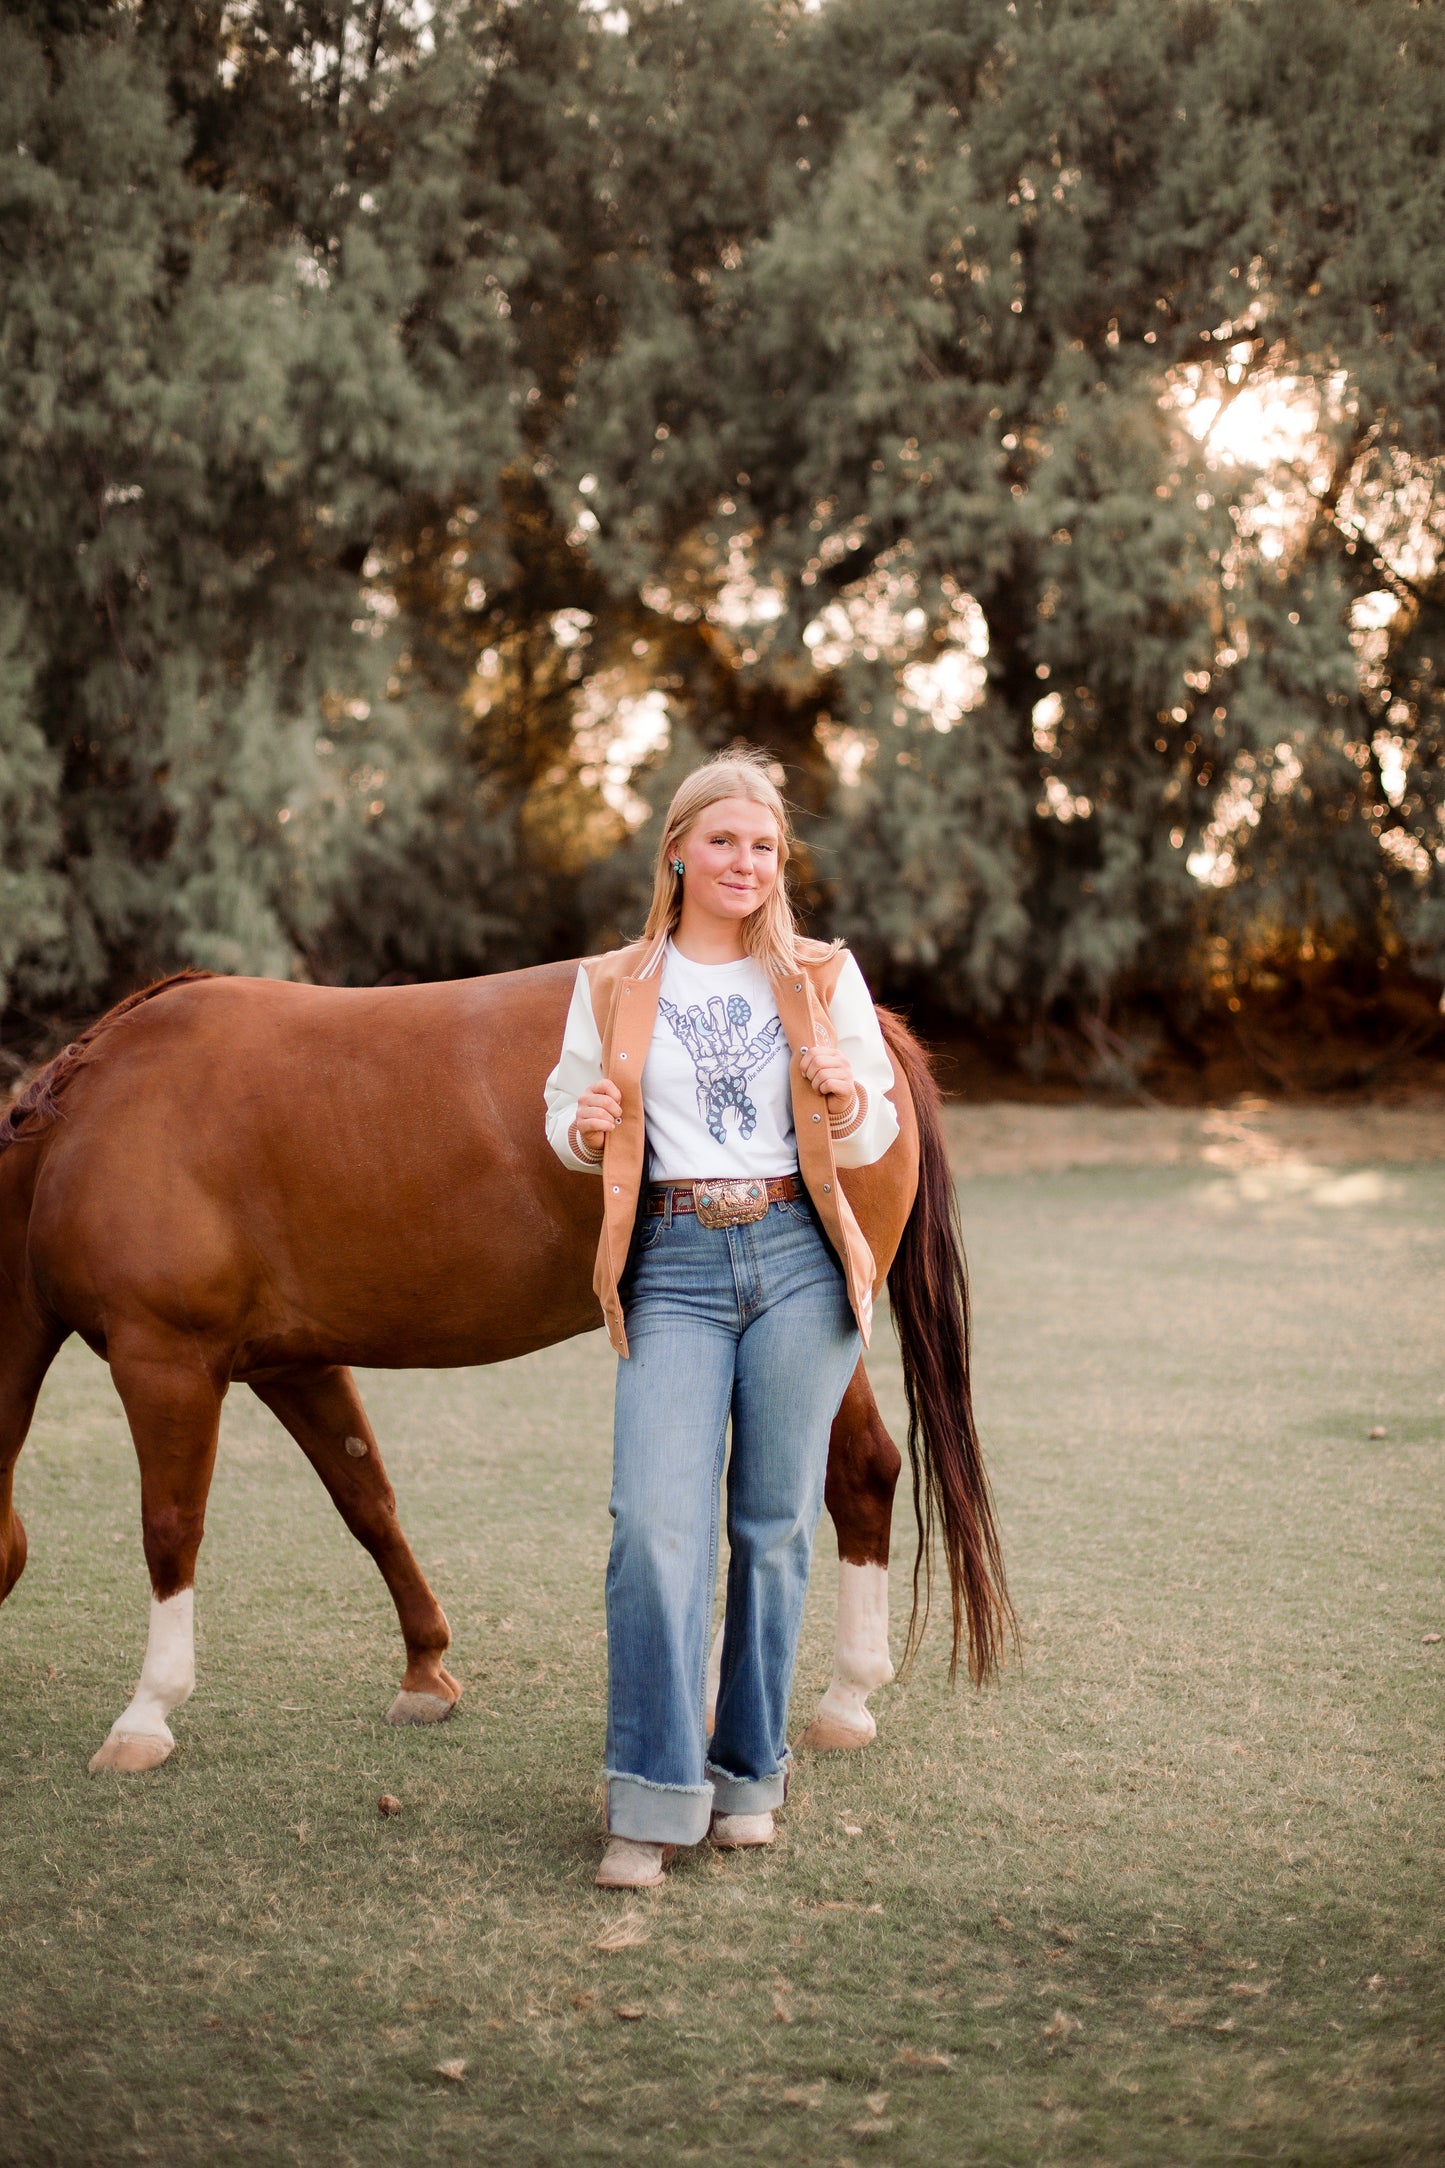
[366,0,387,78]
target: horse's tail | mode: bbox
[878,1009,1016,1686]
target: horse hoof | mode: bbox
[89,1729,174,1774]
[385,1689,457,1726]
[797,1705,877,1754]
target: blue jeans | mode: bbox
[605,1191,863,1845]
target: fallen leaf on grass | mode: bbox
[1366,1974,1385,1992]
[781,2081,826,2108]
[848,2118,894,2138]
[614,2005,645,2022]
[842,1823,863,1837]
[1214,2019,1235,2033]
[1423,1633,1442,1646]
[1042,2011,1080,2043]
[1368,1426,1387,1440]
[433,2060,466,2082]
[377,1794,402,1818]
[594,1914,650,1952]
[772,1996,793,2024]
[1230,1982,1270,1999]
[894,2046,952,2070]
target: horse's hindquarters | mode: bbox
[29,1121,602,1378]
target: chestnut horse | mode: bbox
[0,966,1009,1775]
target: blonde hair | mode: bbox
[641,751,834,979]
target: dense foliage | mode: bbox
[2,0,1442,1064]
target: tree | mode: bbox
[0,0,544,1028]
[2,0,1441,1058]
[558,0,1445,1029]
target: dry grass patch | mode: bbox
[1,1153,1442,2163]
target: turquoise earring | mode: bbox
[671,858,685,877]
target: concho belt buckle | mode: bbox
[693,1177,770,1228]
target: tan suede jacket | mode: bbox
[576,933,884,1357]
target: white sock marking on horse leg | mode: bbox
[805,1563,893,1747]
[704,1621,724,1736]
[104,1589,196,1751]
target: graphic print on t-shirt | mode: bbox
[659,993,787,1146]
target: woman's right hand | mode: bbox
[575,1077,624,1152]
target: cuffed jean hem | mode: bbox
[606,1773,714,1846]
[705,1757,789,1815]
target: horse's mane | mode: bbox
[0,971,216,1155]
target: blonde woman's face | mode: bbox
[677,795,782,922]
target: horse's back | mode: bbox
[24,963,602,1367]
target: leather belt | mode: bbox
[646,1173,804,1227]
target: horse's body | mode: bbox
[0,964,1007,1774]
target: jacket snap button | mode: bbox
[823,1182,832,1192]
[795,982,802,990]
[811,1113,821,1123]
[618,1051,627,1059]
[612,1185,620,1194]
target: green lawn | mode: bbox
[1,1157,1442,2166]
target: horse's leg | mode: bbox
[249,1365,459,1725]
[0,1317,64,1608]
[90,1337,223,1773]
[798,1361,901,1752]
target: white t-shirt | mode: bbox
[543,939,901,1180]
[642,943,796,1180]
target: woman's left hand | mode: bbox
[798,1042,856,1113]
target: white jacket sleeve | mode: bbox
[826,952,901,1168]
[543,965,605,1174]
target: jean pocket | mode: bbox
[633,1210,670,1254]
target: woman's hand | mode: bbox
[575,1077,624,1153]
[798,1044,856,1115]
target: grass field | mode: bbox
[2,1138,1443,2166]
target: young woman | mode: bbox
[543,753,900,1889]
